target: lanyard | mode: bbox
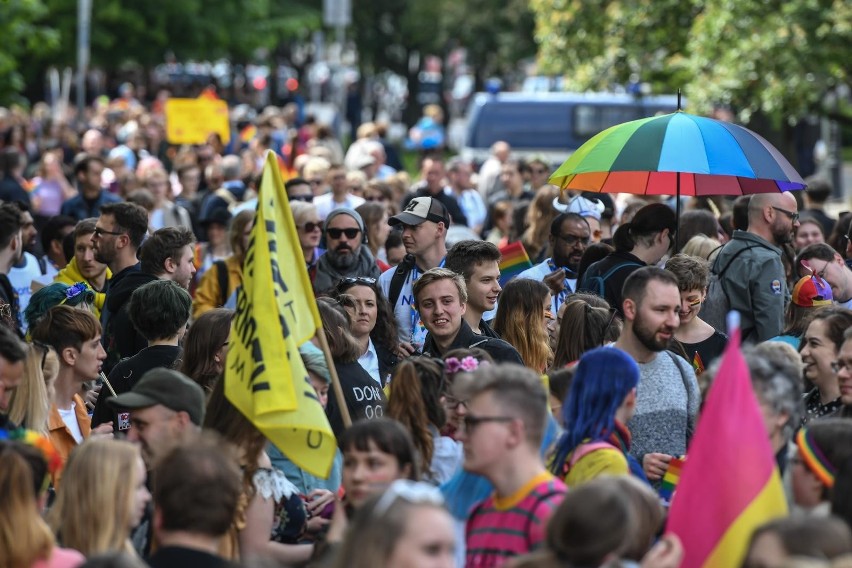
[547,258,574,312]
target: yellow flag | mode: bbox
[225,152,335,478]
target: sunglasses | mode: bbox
[93,227,124,237]
[301,222,322,233]
[290,195,313,203]
[364,195,385,202]
[326,227,361,240]
[339,276,376,286]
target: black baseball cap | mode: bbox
[108,368,206,426]
[388,197,451,228]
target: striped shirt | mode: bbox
[465,472,566,567]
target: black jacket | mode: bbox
[326,361,387,440]
[375,341,399,387]
[102,267,158,374]
[421,319,523,365]
[92,344,182,428]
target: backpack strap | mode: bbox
[568,441,617,469]
[214,260,229,307]
[592,261,644,296]
[388,254,416,308]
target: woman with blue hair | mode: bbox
[550,346,647,487]
[24,282,95,333]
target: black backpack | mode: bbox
[388,254,417,308]
[580,261,643,297]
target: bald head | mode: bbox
[748,192,799,245]
[491,141,511,162]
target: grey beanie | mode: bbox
[323,208,365,233]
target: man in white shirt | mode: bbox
[380,197,450,352]
[517,212,591,314]
[446,157,487,234]
[313,163,365,220]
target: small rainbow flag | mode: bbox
[659,456,685,502]
[240,124,257,143]
[692,351,705,375]
[498,241,533,286]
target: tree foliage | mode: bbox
[531,0,851,123]
[0,0,59,105]
[4,0,320,104]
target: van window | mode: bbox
[573,104,644,139]
[470,102,572,149]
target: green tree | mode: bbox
[530,0,851,124]
[686,0,851,123]
[0,0,59,105]
[531,0,699,93]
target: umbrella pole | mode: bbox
[675,171,681,253]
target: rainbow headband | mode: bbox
[796,429,837,488]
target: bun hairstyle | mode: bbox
[613,203,677,252]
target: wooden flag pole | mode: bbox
[314,329,353,428]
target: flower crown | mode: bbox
[60,282,91,305]
[0,426,63,479]
[444,356,483,375]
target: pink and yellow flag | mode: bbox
[667,325,787,568]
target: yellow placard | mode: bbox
[165,98,231,145]
[225,152,334,478]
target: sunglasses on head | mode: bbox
[326,227,361,240]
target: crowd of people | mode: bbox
[2,95,852,568]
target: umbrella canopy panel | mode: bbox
[550,112,805,195]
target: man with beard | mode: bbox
[102,227,196,374]
[313,208,381,293]
[0,203,23,334]
[517,213,591,314]
[613,267,700,485]
[92,202,149,373]
[704,192,799,342]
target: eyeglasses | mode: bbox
[461,414,515,432]
[771,206,799,223]
[530,167,549,175]
[373,479,445,516]
[444,395,468,411]
[290,195,314,203]
[555,233,591,247]
[301,222,322,233]
[831,360,852,374]
[93,227,125,237]
[326,227,361,240]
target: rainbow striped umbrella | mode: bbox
[549,111,805,197]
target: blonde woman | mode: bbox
[48,439,150,557]
[6,342,60,433]
[493,278,554,372]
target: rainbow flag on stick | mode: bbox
[659,456,685,502]
[667,318,787,567]
[498,241,533,286]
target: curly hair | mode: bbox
[493,279,553,372]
